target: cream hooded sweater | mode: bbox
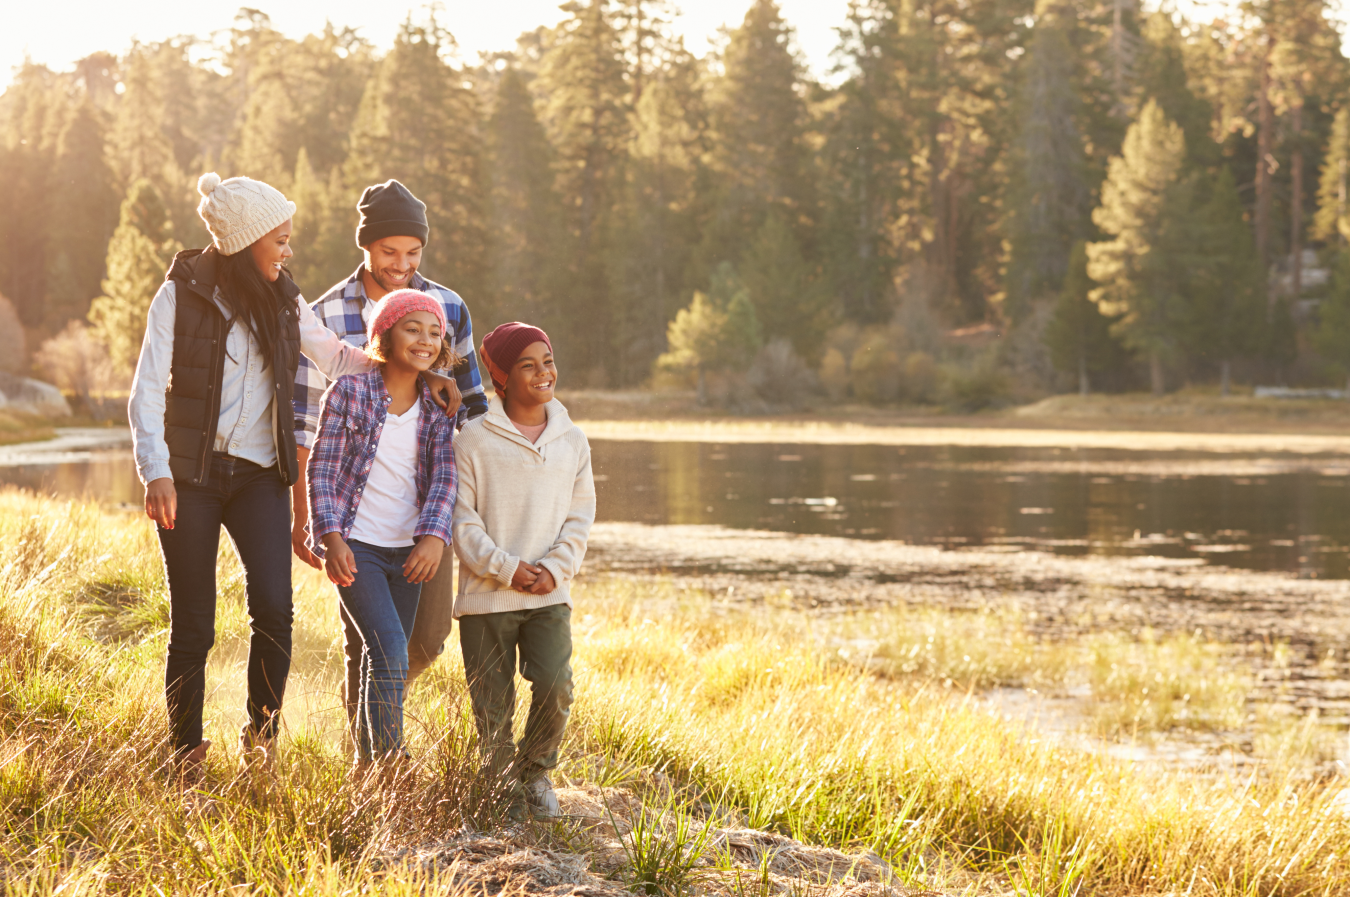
[451,396,596,617]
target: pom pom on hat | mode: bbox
[480,322,551,394]
[366,289,447,345]
[195,172,296,256]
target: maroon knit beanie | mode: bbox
[480,322,552,393]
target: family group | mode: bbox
[128,172,596,818]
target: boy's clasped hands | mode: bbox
[511,562,556,595]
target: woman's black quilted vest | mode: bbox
[162,247,302,486]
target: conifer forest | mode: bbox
[2,0,1349,405]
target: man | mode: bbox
[292,179,488,731]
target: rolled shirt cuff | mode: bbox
[139,460,174,486]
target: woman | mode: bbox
[128,173,448,779]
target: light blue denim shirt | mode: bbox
[129,279,374,485]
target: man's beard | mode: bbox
[368,264,415,292]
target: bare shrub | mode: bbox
[0,291,26,374]
[746,339,818,411]
[34,322,127,420]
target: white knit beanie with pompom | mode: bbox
[195,172,297,256]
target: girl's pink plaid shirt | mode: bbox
[306,370,457,557]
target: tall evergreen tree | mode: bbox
[1315,106,1350,245]
[87,180,182,374]
[1087,100,1196,394]
[345,15,487,301]
[533,0,629,380]
[483,67,565,330]
[47,97,119,328]
[1045,241,1118,395]
[1004,6,1091,322]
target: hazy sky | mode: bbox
[0,0,851,89]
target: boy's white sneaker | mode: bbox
[524,775,561,818]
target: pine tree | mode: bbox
[1314,106,1350,244]
[1087,100,1196,394]
[1045,242,1117,395]
[533,0,629,381]
[738,210,829,361]
[345,15,487,303]
[656,265,763,404]
[1182,168,1264,394]
[819,0,908,325]
[1004,8,1091,322]
[483,67,565,332]
[87,180,182,374]
[606,41,707,384]
[703,0,812,270]
[46,97,119,328]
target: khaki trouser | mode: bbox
[459,603,573,785]
[341,541,456,728]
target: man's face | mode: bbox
[362,235,423,293]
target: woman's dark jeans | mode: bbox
[335,540,422,760]
[158,453,293,755]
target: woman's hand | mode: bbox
[529,567,557,595]
[145,478,177,529]
[510,562,541,592]
[403,536,445,584]
[420,371,462,418]
[322,533,357,587]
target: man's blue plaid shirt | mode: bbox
[293,266,488,449]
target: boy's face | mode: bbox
[503,341,556,409]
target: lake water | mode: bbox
[8,432,1350,579]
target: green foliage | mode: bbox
[1313,249,1350,382]
[1087,100,1197,389]
[86,180,182,375]
[1004,10,1090,323]
[658,276,763,384]
[1045,243,1121,393]
[1315,106,1350,244]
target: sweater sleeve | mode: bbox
[536,434,596,588]
[451,439,521,587]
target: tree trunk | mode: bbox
[1290,101,1305,302]
[1256,39,1274,313]
[1078,353,1089,396]
[1150,351,1165,396]
[1220,359,1231,397]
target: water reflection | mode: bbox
[6,438,1350,578]
[591,441,1350,579]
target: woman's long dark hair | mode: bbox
[216,247,282,362]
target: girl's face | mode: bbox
[250,219,294,283]
[385,310,444,373]
[504,341,556,408]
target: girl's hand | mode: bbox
[529,567,557,595]
[322,533,357,586]
[420,371,461,417]
[403,536,445,584]
[510,562,541,592]
[145,478,177,529]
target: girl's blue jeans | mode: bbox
[336,540,422,760]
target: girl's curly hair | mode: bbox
[366,325,461,371]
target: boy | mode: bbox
[451,322,595,818]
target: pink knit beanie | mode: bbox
[480,322,552,393]
[367,290,447,344]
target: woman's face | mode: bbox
[504,341,556,408]
[250,219,294,282]
[385,310,444,374]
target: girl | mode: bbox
[451,322,595,818]
[307,290,458,768]
[130,172,400,778]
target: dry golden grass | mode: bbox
[0,489,1346,895]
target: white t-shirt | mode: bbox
[348,404,422,547]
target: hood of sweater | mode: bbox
[481,395,575,452]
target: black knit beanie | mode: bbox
[355,179,429,248]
